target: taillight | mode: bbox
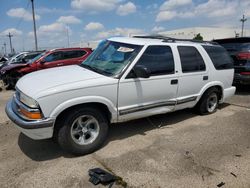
[237,52,250,60]
[240,72,250,75]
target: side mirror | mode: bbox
[133,65,150,78]
[40,59,46,64]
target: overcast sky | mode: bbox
[0,0,250,53]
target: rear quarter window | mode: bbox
[203,45,233,70]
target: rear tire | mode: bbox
[57,107,109,155]
[195,88,219,115]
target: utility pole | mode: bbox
[6,32,13,54]
[240,14,247,37]
[31,0,38,50]
[3,42,7,55]
[65,25,70,47]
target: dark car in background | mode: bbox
[0,51,44,68]
[214,37,250,85]
[0,47,92,89]
[0,56,8,68]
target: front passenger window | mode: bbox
[135,46,175,76]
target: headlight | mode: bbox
[19,92,39,108]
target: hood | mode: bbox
[16,65,110,99]
[1,63,27,72]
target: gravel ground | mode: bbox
[0,85,249,188]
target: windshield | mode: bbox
[28,52,46,64]
[10,53,23,63]
[81,40,142,76]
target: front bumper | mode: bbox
[5,99,55,140]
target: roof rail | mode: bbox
[133,35,218,45]
[133,35,175,42]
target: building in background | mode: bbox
[159,27,250,40]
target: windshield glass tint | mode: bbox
[81,40,142,76]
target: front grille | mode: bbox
[15,90,21,101]
[12,97,22,118]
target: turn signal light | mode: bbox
[20,108,42,120]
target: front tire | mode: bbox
[57,107,109,155]
[195,88,219,115]
[7,72,23,90]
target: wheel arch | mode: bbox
[197,81,224,103]
[53,102,114,136]
[197,82,224,103]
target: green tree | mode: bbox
[193,33,203,41]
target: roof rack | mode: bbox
[133,35,218,45]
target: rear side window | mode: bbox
[63,50,86,59]
[178,46,206,73]
[203,45,233,70]
[136,45,175,76]
[77,50,87,57]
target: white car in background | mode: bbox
[6,35,236,155]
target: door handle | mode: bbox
[57,63,63,66]
[203,76,208,80]
[171,79,178,85]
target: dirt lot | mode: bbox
[0,86,250,188]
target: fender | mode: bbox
[49,96,118,123]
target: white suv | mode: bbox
[6,36,236,155]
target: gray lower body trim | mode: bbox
[119,96,197,115]
[176,96,197,104]
[119,101,176,115]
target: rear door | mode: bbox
[175,45,208,110]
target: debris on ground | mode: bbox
[88,168,118,187]
[230,172,237,178]
[217,182,225,187]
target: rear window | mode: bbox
[219,43,250,52]
[203,45,233,70]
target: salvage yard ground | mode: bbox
[0,85,250,188]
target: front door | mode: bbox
[118,45,179,122]
[38,51,65,70]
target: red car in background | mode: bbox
[0,47,92,89]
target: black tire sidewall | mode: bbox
[198,88,219,115]
[57,107,109,155]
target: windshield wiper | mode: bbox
[81,64,111,76]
